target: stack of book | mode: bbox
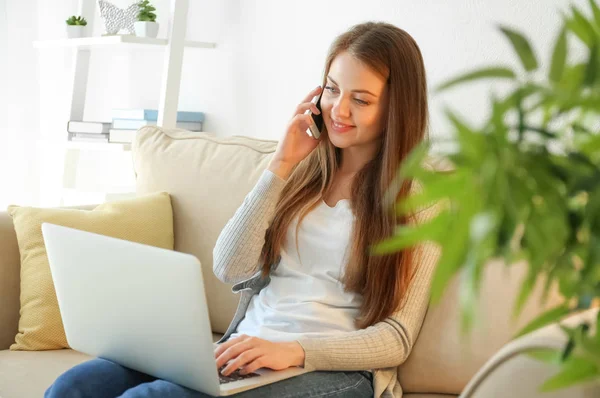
[109,109,205,143]
[67,109,205,144]
[67,121,111,142]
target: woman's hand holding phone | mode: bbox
[268,86,323,181]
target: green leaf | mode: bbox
[596,309,600,344]
[445,109,486,166]
[579,326,600,357]
[540,355,599,392]
[499,25,539,72]
[557,62,587,90]
[430,238,468,305]
[398,142,430,179]
[459,249,479,332]
[501,83,547,113]
[572,5,598,43]
[526,347,563,364]
[560,329,577,361]
[514,304,572,338]
[435,67,516,92]
[590,0,600,30]
[430,189,480,304]
[550,28,568,83]
[396,171,467,215]
[565,9,595,47]
[371,211,449,255]
[514,268,537,319]
[583,42,599,87]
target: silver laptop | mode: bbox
[41,223,308,396]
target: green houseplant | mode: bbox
[374,0,600,392]
[134,0,159,38]
[65,16,88,39]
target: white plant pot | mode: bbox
[66,25,86,39]
[134,21,159,38]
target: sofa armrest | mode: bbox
[0,210,21,350]
[0,204,99,350]
[460,308,600,398]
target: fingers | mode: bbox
[239,357,266,375]
[215,340,253,369]
[288,112,316,131]
[296,101,321,116]
[221,349,262,376]
[214,334,246,358]
[302,86,322,104]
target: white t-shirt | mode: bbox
[231,198,362,342]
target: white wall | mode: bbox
[232,0,587,143]
[0,0,588,208]
[0,0,40,207]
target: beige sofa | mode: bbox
[1,126,599,398]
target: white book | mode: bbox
[68,133,109,143]
[69,132,109,139]
[69,136,110,143]
[67,121,111,134]
[109,129,136,143]
[111,119,202,131]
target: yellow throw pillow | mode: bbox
[7,192,174,351]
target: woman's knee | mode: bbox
[119,379,209,398]
[44,358,155,398]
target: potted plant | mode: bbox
[65,16,88,39]
[374,0,600,392]
[134,0,158,38]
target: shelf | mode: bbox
[33,35,216,50]
[37,139,132,151]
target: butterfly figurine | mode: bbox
[98,0,140,35]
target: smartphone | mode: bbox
[305,92,324,139]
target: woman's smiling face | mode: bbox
[320,51,389,151]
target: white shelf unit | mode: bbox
[34,0,216,131]
[33,0,216,206]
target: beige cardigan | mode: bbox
[212,170,441,397]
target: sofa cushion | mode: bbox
[0,349,93,398]
[0,210,20,351]
[7,192,174,351]
[132,127,278,333]
[398,259,564,395]
[0,333,223,397]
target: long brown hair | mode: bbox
[261,22,429,328]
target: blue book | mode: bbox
[111,109,205,123]
[111,119,202,131]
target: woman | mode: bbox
[45,21,439,398]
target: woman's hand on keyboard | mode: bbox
[214,334,305,376]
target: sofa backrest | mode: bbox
[132,126,563,394]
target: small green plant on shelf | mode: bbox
[65,16,87,26]
[137,0,157,22]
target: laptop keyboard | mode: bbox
[218,367,261,384]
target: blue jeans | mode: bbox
[45,358,374,397]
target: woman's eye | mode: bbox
[324,86,368,105]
